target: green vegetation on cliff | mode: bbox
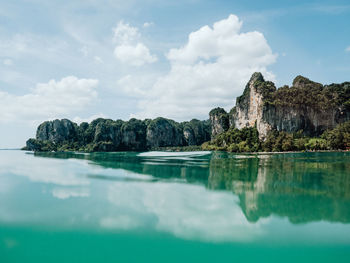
[23,117,211,152]
[202,120,350,152]
[322,121,350,150]
[23,73,350,153]
[202,126,260,152]
[251,76,350,113]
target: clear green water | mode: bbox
[0,150,350,262]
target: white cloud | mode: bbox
[114,43,157,66]
[117,73,160,103]
[346,46,350,52]
[122,14,277,120]
[0,76,98,123]
[143,22,154,28]
[3,59,13,66]
[118,74,147,96]
[112,21,157,66]
[167,14,243,64]
[113,21,140,44]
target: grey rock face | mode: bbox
[93,120,123,148]
[209,108,229,138]
[28,116,212,152]
[261,78,350,136]
[231,72,276,139]
[36,119,77,143]
[227,72,350,138]
[121,118,147,150]
[262,105,339,136]
[183,119,211,145]
[146,118,183,148]
[183,126,196,146]
[25,138,42,151]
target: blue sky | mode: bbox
[0,0,350,148]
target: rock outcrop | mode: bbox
[36,119,77,143]
[209,108,229,138]
[231,73,275,139]
[120,119,147,151]
[25,138,44,152]
[210,72,350,140]
[146,118,183,148]
[24,117,211,152]
[183,119,211,146]
[80,118,124,151]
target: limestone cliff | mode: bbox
[224,73,350,139]
[146,118,183,148]
[182,119,211,146]
[230,73,275,139]
[36,119,77,143]
[209,108,229,138]
[25,117,210,152]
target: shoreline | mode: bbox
[15,148,350,154]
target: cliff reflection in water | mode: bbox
[208,152,350,224]
[33,151,350,224]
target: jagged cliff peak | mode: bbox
[292,75,323,89]
[236,72,275,106]
[248,72,265,84]
[209,107,229,138]
[209,107,227,116]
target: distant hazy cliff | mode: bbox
[210,72,350,139]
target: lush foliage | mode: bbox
[235,75,350,114]
[24,117,211,152]
[183,119,211,145]
[202,121,350,152]
[322,121,350,150]
[266,77,350,111]
[202,126,260,152]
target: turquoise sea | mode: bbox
[0,150,350,262]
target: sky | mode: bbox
[0,0,350,148]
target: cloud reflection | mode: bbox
[105,181,268,242]
[0,152,90,186]
[52,187,90,199]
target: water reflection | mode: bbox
[103,181,266,242]
[52,187,90,199]
[32,151,350,225]
[209,152,350,224]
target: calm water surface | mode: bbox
[0,150,350,262]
